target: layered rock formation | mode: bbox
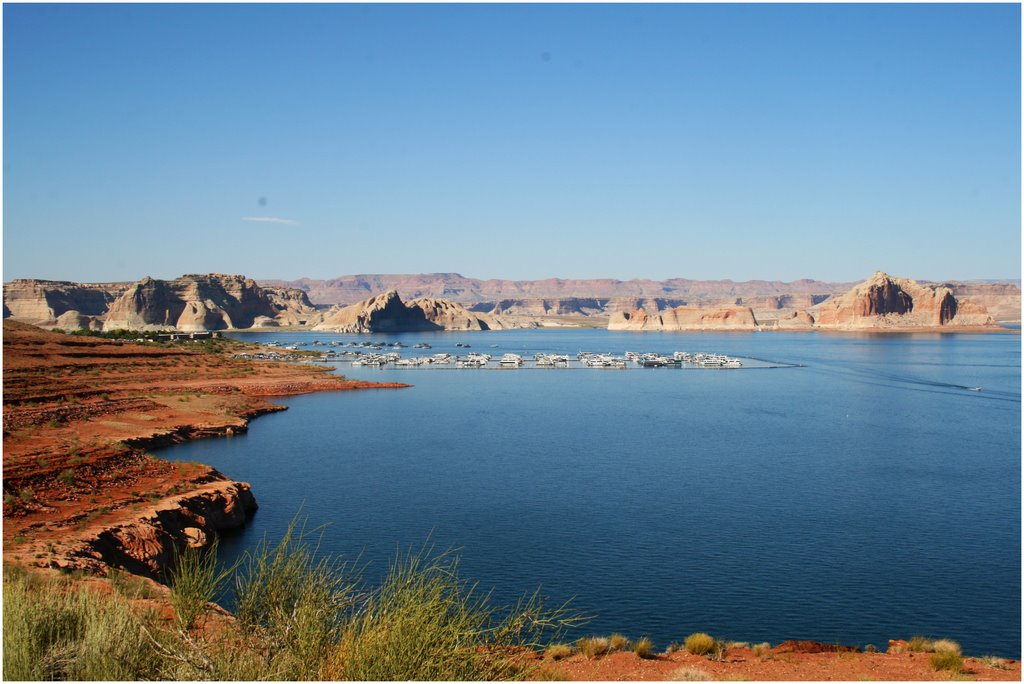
[314,291,441,333]
[262,273,849,307]
[59,482,258,579]
[609,305,759,331]
[471,297,610,317]
[3,279,128,329]
[409,297,508,330]
[3,274,318,331]
[313,290,511,332]
[933,281,1021,323]
[773,310,816,329]
[814,272,994,329]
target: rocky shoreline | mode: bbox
[2,320,407,581]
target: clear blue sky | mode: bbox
[3,3,1020,283]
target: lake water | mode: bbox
[160,330,1021,657]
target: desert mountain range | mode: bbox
[2,272,1018,332]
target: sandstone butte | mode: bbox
[2,321,1020,681]
[312,289,525,332]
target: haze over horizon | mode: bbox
[4,4,1020,284]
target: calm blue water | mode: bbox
[160,330,1021,657]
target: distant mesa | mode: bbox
[814,271,994,329]
[609,305,759,331]
[312,290,523,333]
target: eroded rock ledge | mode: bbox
[49,480,257,580]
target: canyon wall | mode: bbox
[4,275,318,331]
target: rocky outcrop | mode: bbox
[4,274,317,331]
[313,291,440,333]
[55,481,257,579]
[409,297,506,330]
[815,272,995,329]
[102,274,316,331]
[609,305,759,331]
[774,310,816,329]
[3,279,128,326]
[314,291,513,332]
[932,282,1021,323]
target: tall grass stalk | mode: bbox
[233,517,359,679]
[3,568,165,680]
[168,538,235,630]
[328,544,584,680]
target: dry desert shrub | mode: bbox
[684,632,716,656]
[609,633,631,651]
[906,635,935,652]
[532,665,571,680]
[545,643,574,661]
[930,650,964,673]
[931,639,961,654]
[751,642,771,658]
[634,636,655,659]
[671,666,713,680]
[577,636,612,659]
[980,655,1012,670]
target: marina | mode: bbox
[233,340,796,370]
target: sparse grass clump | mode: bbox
[752,642,771,658]
[634,636,655,659]
[671,666,713,680]
[906,635,935,652]
[546,643,574,660]
[58,469,76,486]
[980,655,1012,670]
[609,633,631,651]
[864,644,877,653]
[577,636,612,659]
[930,650,964,673]
[533,665,572,680]
[684,632,716,656]
[932,639,961,654]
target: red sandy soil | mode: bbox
[2,320,405,568]
[532,642,1020,681]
